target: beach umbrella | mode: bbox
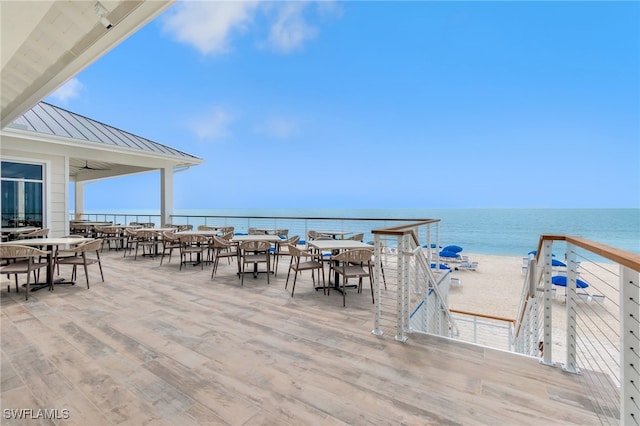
[528,250,556,257]
[423,243,441,249]
[443,245,463,253]
[551,259,566,267]
[551,276,589,289]
[439,250,460,259]
[431,263,451,270]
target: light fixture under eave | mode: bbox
[94,1,113,29]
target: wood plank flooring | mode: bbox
[1,248,605,425]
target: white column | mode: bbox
[74,182,84,220]
[160,167,174,226]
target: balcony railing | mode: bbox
[511,235,639,426]
[73,213,639,425]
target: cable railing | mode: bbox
[512,235,640,426]
[450,309,515,352]
[73,213,639,424]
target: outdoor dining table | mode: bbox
[1,237,94,291]
[315,230,353,239]
[0,226,39,240]
[307,239,374,289]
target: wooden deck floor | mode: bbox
[1,248,603,425]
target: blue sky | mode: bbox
[47,1,640,210]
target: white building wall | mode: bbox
[2,147,68,237]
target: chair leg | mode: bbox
[25,270,30,301]
[83,261,90,289]
[98,258,104,282]
[291,268,298,297]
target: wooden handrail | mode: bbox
[371,219,440,235]
[449,309,516,324]
[538,234,640,272]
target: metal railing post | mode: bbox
[541,241,555,366]
[372,233,383,336]
[562,245,580,374]
[395,234,408,342]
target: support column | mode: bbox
[160,167,174,226]
[74,182,85,220]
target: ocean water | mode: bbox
[83,208,639,257]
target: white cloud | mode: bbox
[255,115,298,139]
[49,78,83,103]
[162,1,258,55]
[162,1,341,55]
[264,2,318,53]
[189,106,234,140]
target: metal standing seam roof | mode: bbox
[6,101,201,162]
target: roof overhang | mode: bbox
[1,0,174,128]
[1,126,203,182]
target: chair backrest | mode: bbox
[349,233,364,242]
[136,230,157,240]
[284,235,300,246]
[177,224,193,231]
[240,240,271,252]
[24,228,49,238]
[0,244,48,259]
[124,228,138,237]
[286,244,305,257]
[211,235,232,248]
[275,229,289,238]
[332,248,373,263]
[248,228,265,235]
[220,231,234,240]
[198,225,215,231]
[179,234,208,245]
[220,226,234,235]
[162,231,178,242]
[79,238,103,253]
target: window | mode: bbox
[1,161,44,227]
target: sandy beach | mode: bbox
[445,253,525,320]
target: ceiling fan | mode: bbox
[77,160,110,172]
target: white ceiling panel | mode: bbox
[1,0,174,128]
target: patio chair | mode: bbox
[238,240,271,286]
[55,239,104,288]
[178,234,209,270]
[134,230,159,259]
[330,248,375,307]
[159,231,181,265]
[272,235,300,276]
[210,236,237,280]
[122,228,139,257]
[285,244,325,297]
[94,226,123,251]
[0,245,50,300]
